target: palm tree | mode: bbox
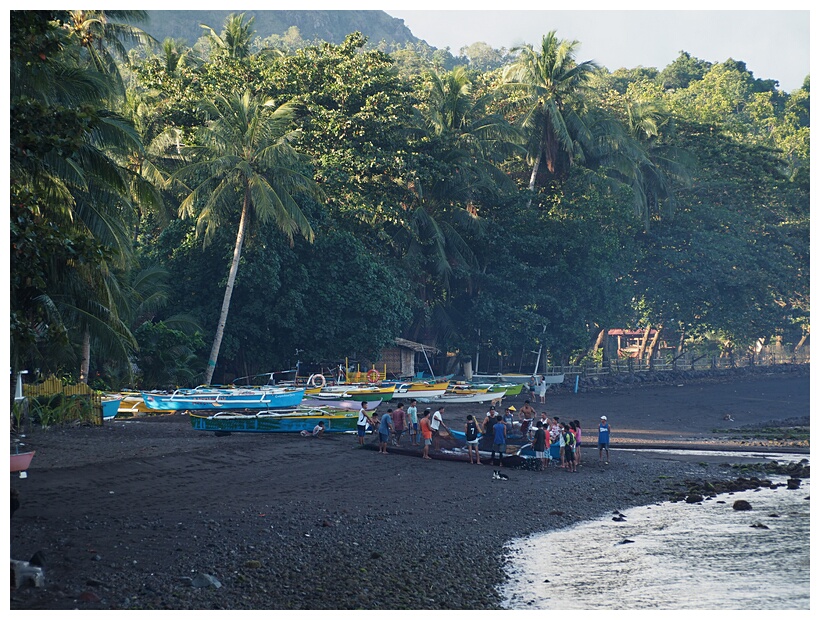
[11,11,148,379]
[64,10,156,91]
[502,32,599,195]
[424,66,523,199]
[602,96,693,230]
[171,90,321,385]
[200,13,256,60]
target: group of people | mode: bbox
[354,396,613,469]
[358,400,450,460]
[479,404,612,470]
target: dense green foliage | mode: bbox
[10,11,809,388]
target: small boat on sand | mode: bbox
[11,444,35,472]
[390,381,449,400]
[102,396,122,420]
[188,407,359,434]
[143,386,305,411]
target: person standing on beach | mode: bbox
[392,402,407,446]
[356,401,372,446]
[407,399,419,446]
[538,375,548,404]
[533,421,548,471]
[378,409,394,454]
[504,406,516,434]
[419,410,433,460]
[520,400,536,438]
[572,420,582,466]
[491,415,507,467]
[563,423,577,472]
[464,415,481,465]
[430,405,449,451]
[527,376,536,401]
[598,416,611,464]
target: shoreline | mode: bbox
[9,373,810,610]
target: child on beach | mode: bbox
[598,415,611,464]
[532,421,548,471]
[563,423,577,472]
[572,420,582,466]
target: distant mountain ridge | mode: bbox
[142,10,423,48]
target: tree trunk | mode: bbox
[637,324,652,361]
[79,328,91,384]
[646,325,663,363]
[526,151,542,208]
[203,189,250,386]
[794,328,809,351]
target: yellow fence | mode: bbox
[23,376,103,425]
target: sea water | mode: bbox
[501,457,810,610]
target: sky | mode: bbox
[384,7,811,92]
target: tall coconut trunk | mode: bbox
[203,189,251,386]
[526,151,542,208]
[79,328,91,384]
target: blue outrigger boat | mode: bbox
[142,386,305,411]
[189,407,360,434]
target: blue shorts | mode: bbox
[492,443,506,453]
[357,425,367,437]
[598,442,609,449]
[379,432,390,443]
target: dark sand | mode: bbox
[8,367,810,610]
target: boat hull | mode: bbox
[390,381,450,399]
[307,385,394,403]
[189,409,360,433]
[301,397,380,410]
[102,398,121,420]
[143,388,305,411]
[421,391,500,404]
[11,451,35,472]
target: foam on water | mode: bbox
[501,473,810,610]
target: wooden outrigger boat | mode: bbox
[143,386,305,411]
[301,395,381,410]
[117,392,175,416]
[189,407,360,434]
[305,384,395,402]
[390,381,450,400]
[424,390,500,404]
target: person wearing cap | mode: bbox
[598,415,611,464]
[483,405,496,434]
[503,406,516,434]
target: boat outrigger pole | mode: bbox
[532,324,547,376]
[421,346,435,379]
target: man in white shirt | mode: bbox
[430,405,449,451]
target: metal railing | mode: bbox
[543,348,810,380]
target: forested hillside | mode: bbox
[141,10,420,48]
[10,11,809,389]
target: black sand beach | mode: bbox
[8,367,810,610]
